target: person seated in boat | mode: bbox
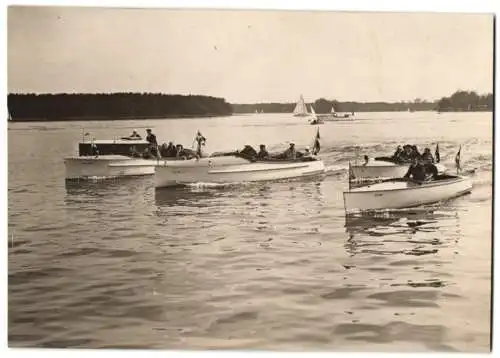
[142,147,154,159]
[302,146,312,158]
[257,144,269,160]
[363,155,369,165]
[404,156,426,181]
[424,161,439,181]
[421,147,435,164]
[161,141,177,158]
[175,144,191,160]
[392,145,403,160]
[410,145,421,160]
[91,140,99,157]
[121,130,142,140]
[129,146,141,158]
[397,145,412,162]
[238,145,258,161]
[283,143,296,160]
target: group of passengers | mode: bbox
[125,129,202,160]
[392,144,435,164]
[237,142,315,162]
[124,129,317,162]
[393,144,439,181]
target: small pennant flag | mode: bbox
[312,128,321,155]
[435,143,440,163]
[455,145,462,172]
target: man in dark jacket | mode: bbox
[257,144,269,160]
[404,157,426,181]
[146,129,159,158]
[421,148,435,164]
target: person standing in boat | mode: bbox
[194,131,207,158]
[257,144,269,160]
[404,157,427,181]
[146,129,160,158]
[283,143,297,160]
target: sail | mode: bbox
[310,105,317,117]
[293,95,308,116]
[331,106,335,113]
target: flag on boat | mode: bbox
[312,128,321,155]
[455,145,462,172]
[435,143,440,163]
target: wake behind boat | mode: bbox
[343,174,472,212]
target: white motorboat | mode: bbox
[155,156,326,188]
[317,106,354,121]
[350,158,447,180]
[64,138,158,179]
[343,175,472,212]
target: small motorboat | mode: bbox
[64,137,158,180]
[343,174,472,212]
[350,157,447,180]
[155,155,326,188]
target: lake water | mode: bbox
[7,111,492,351]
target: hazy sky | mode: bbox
[7,6,494,103]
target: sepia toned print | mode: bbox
[7,6,493,352]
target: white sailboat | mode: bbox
[293,95,309,117]
[309,105,324,125]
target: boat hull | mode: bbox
[317,114,354,121]
[155,156,326,188]
[350,160,447,180]
[343,176,472,212]
[64,155,156,180]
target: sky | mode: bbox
[7,6,494,103]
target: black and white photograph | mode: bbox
[5,2,495,353]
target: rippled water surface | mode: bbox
[8,112,492,351]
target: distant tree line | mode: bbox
[232,90,493,114]
[232,98,436,113]
[436,91,493,112]
[8,93,233,121]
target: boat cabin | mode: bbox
[79,139,150,156]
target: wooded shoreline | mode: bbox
[7,90,492,122]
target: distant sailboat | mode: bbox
[293,95,309,117]
[309,105,324,125]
